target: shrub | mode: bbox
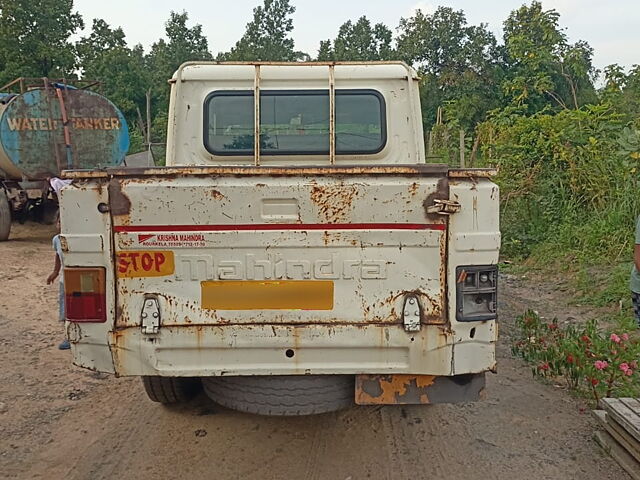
[478,104,640,264]
[512,310,640,401]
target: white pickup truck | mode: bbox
[60,62,500,415]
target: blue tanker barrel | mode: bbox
[0,87,129,180]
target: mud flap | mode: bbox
[355,373,486,405]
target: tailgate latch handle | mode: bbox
[426,199,461,215]
[402,295,422,332]
[141,296,161,335]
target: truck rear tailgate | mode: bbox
[109,166,449,329]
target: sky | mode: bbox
[72,0,639,74]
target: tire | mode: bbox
[141,376,201,404]
[40,200,59,225]
[0,189,11,241]
[202,375,355,416]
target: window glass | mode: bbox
[260,93,329,154]
[335,92,384,154]
[206,93,254,154]
[204,90,385,155]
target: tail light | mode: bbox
[63,267,107,322]
[455,265,498,322]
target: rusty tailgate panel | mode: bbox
[109,168,451,329]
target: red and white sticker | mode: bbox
[137,233,206,248]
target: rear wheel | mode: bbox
[202,375,355,416]
[0,189,11,241]
[141,376,201,404]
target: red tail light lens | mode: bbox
[63,267,107,323]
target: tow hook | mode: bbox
[141,296,161,334]
[402,294,422,332]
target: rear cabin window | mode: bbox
[204,90,386,156]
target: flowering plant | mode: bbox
[512,310,640,401]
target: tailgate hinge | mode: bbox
[141,296,161,334]
[426,199,461,215]
[402,295,422,332]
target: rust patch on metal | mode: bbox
[378,289,444,325]
[423,176,449,222]
[63,164,452,179]
[107,179,131,216]
[59,235,69,252]
[408,182,419,196]
[207,189,226,200]
[355,374,436,405]
[310,182,359,223]
[448,168,497,178]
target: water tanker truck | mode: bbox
[0,78,129,240]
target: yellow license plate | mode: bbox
[116,251,175,278]
[201,280,334,310]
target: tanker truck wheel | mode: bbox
[0,189,11,241]
[202,375,355,416]
[40,200,59,225]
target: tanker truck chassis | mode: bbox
[0,178,58,235]
[0,77,129,240]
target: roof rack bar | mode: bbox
[329,64,336,165]
[254,65,261,166]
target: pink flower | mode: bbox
[622,333,630,341]
[620,363,630,373]
[610,334,621,343]
[594,360,609,370]
[626,369,634,376]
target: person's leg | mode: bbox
[58,282,70,350]
[632,291,640,328]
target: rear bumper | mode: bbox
[355,373,486,405]
[68,322,496,377]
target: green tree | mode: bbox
[601,64,640,120]
[396,6,503,131]
[76,19,126,67]
[220,0,307,61]
[146,10,212,149]
[0,0,83,85]
[502,1,597,112]
[77,19,149,148]
[316,16,394,61]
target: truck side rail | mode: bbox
[62,165,497,179]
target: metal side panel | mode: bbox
[59,181,116,373]
[447,178,500,375]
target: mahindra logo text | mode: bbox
[177,254,387,281]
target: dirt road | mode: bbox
[0,224,628,479]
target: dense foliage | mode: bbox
[0,0,638,306]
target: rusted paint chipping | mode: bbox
[107,178,131,215]
[63,165,498,180]
[355,373,486,405]
[356,374,436,404]
[310,182,359,224]
[448,168,497,178]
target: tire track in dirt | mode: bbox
[302,413,332,480]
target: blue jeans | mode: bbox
[59,282,65,322]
